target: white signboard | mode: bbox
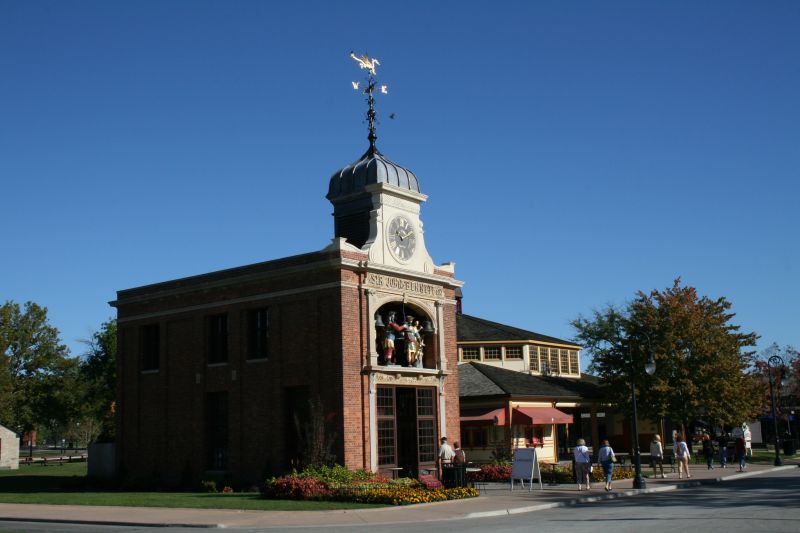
[510,447,542,491]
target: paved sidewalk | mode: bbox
[0,463,796,529]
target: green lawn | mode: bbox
[746,447,798,464]
[0,464,382,511]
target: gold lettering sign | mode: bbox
[366,273,444,298]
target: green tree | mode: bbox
[0,301,79,435]
[572,280,763,438]
[79,319,117,441]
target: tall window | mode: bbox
[207,314,228,364]
[505,346,522,360]
[378,420,396,466]
[417,419,436,463]
[461,347,479,361]
[377,386,395,466]
[484,346,501,360]
[416,388,437,463]
[140,324,160,371]
[569,350,580,374]
[246,308,270,360]
[560,349,570,375]
[205,391,228,469]
[529,346,540,372]
[548,348,559,374]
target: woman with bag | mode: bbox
[573,438,592,491]
[674,434,691,479]
[597,440,616,491]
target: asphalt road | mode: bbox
[1,468,798,533]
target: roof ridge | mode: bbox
[469,361,514,395]
[459,313,580,347]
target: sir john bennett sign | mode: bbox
[365,273,444,298]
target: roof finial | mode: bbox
[350,51,388,154]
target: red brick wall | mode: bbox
[115,254,460,485]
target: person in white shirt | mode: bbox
[573,438,592,491]
[674,434,691,479]
[438,437,455,478]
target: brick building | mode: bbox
[112,134,463,484]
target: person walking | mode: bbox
[716,432,728,468]
[674,434,691,479]
[650,435,665,478]
[597,440,616,491]
[735,436,747,472]
[573,438,592,491]
[702,434,715,470]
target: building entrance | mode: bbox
[396,387,418,476]
[376,385,438,478]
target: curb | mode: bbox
[0,516,220,529]
[463,464,799,519]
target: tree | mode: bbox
[572,279,763,438]
[0,301,79,435]
[79,319,117,442]
[754,343,799,429]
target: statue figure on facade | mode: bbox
[413,319,425,368]
[403,316,425,368]
[383,311,407,365]
[404,315,419,366]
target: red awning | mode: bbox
[460,407,506,425]
[512,407,573,425]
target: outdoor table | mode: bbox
[465,467,484,491]
[388,467,403,480]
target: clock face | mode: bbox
[386,215,417,262]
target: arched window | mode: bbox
[374,303,435,368]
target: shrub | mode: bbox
[264,475,329,500]
[200,480,218,493]
[296,464,375,485]
[467,464,512,482]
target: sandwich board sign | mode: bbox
[510,447,542,491]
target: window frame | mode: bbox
[207,313,229,365]
[140,324,160,372]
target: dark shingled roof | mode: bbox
[459,362,604,400]
[457,314,581,348]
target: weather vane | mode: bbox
[350,51,389,153]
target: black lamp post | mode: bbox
[629,334,656,490]
[767,355,785,466]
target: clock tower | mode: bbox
[325,53,462,475]
[327,56,442,275]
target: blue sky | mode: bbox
[2,1,798,366]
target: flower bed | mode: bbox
[330,485,479,505]
[264,465,479,505]
[466,463,634,484]
[466,463,512,482]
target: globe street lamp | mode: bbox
[767,355,785,466]
[629,334,656,490]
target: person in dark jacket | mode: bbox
[716,432,728,468]
[702,434,715,469]
[735,437,747,472]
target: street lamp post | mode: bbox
[767,355,785,466]
[629,335,656,490]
